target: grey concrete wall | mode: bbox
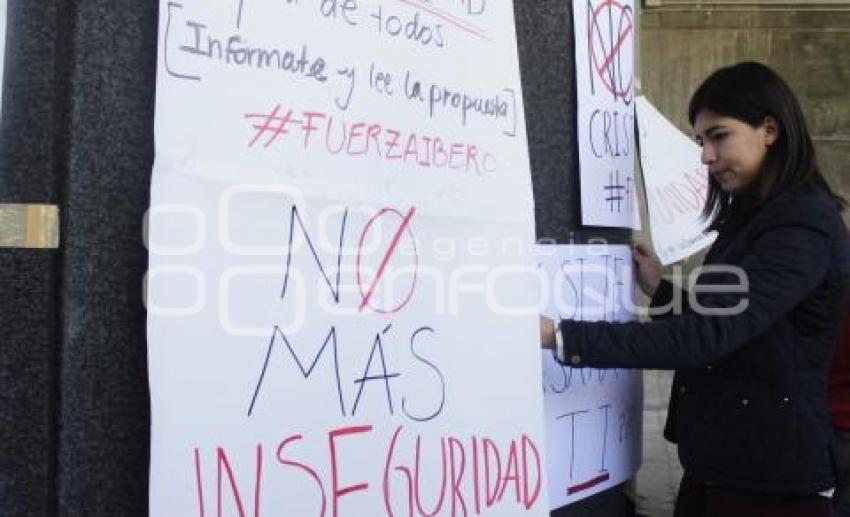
[0,2,66,515]
[0,0,156,515]
[639,7,850,207]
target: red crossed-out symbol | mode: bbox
[356,207,419,314]
[587,0,634,104]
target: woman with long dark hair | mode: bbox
[541,62,849,516]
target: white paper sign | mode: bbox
[573,0,640,229]
[148,1,549,516]
[537,244,642,507]
[636,96,716,265]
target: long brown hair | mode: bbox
[688,62,845,229]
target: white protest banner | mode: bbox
[636,96,716,265]
[147,1,549,515]
[573,0,640,229]
[537,244,642,507]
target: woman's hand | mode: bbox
[540,315,556,349]
[632,242,663,297]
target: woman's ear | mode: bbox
[763,115,779,146]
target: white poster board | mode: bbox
[636,96,716,265]
[148,1,549,515]
[573,0,640,229]
[538,244,642,507]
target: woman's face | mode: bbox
[693,110,778,194]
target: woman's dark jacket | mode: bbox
[559,182,850,494]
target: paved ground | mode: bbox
[633,370,683,517]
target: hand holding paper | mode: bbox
[632,242,663,297]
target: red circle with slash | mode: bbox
[356,207,419,314]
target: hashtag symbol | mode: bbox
[244,105,301,148]
[604,170,625,213]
